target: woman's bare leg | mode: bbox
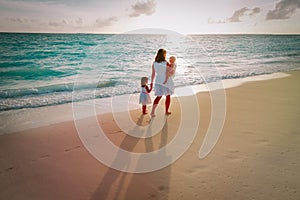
[165,95,171,115]
[151,96,162,117]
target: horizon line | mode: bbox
[1,31,300,35]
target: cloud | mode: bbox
[48,20,67,27]
[129,0,156,17]
[207,18,226,24]
[209,7,261,24]
[8,17,28,24]
[250,7,261,16]
[75,17,83,25]
[266,0,300,20]
[95,16,118,27]
[228,7,249,22]
[48,19,81,28]
[7,17,38,24]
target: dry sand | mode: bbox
[0,71,299,200]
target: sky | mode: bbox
[0,0,299,34]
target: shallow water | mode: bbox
[0,33,299,111]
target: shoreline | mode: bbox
[0,71,292,135]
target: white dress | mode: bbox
[153,61,174,96]
[139,86,152,105]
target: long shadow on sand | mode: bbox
[90,114,172,200]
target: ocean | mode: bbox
[0,32,300,133]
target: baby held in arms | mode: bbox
[163,56,177,84]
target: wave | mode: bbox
[96,80,117,88]
[0,67,77,81]
[0,68,67,80]
[0,80,119,99]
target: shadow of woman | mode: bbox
[122,117,172,200]
[90,115,172,200]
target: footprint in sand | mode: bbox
[225,149,242,161]
[148,193,157,199]
[5,166,14,171]
[194,164,208,172]
[227,149,240,154]
[185,165,209,175]
[158,185,169,191]
[109,130,123,134]
[64,145,81,152]
[256,139,271,146]
[40,154,51,159]
[242,131,255,135]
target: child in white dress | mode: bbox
[139,77,152,114]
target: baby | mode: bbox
[163,56,176,84]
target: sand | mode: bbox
[0,71,299,200]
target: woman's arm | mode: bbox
[163,67,169,84]
[145,85,151,93]
[151,63,155,85]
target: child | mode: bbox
[163,56,177,84]
[139,77,152,114]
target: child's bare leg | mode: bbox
[142,105,147,114]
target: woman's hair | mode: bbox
[141,77,148,86]
[155,49,166,63]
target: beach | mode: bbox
[0,70,299,200]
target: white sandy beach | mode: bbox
[0,70,299,200]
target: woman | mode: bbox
[150,48,174,117]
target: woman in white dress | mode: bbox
[150,49,174,117]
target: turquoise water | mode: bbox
[0,33,300,111]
